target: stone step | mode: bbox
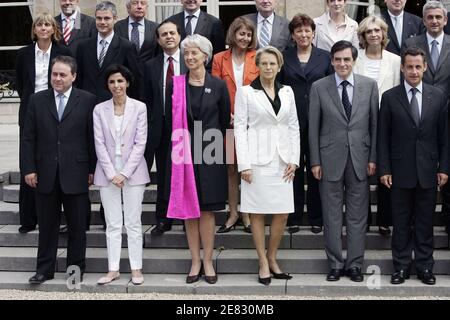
[0,225,446,250]
[1,271,450,296]
[0,247,450,274]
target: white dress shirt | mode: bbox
[53,86,72,115]
[388,10,404,45]
[335,72,354,104]
[184,9,201,34]
[128,17,145,49]
[35,42,52,93]
[97,32,115,60]
[162,49,181,111]
[257,12,274,44]
[427,32,444,56]
[404,81,423,117]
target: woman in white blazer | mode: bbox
[353,15,401,237]
[93,65,150,286]
[234,46,300,285]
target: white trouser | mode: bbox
[100,180,145,271]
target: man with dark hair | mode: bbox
[144,20,187,235]
[378,47,448,285]
[22,55,96,284]
[309,40,378,282]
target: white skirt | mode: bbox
[240,155,294,214]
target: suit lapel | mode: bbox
[46,89,60,122]
[395,85,418,127]
[243,50,258,84]
[420,35,436,75]
[101,35,119,71]
[384,12,400,51]
[222,51,236,88]
[436,35,450,72]
[141,19,152,54]
[25,45,36,92]
[303,47,323,78]
[349,76,363,123]
[121,97,133,136]
[270,15,280,45]
[60,88,78,121]
[326,77,348,122]
[104,101,116,140]
[420,85,432,125]
[195,11,207,35]
[285,47,305,80]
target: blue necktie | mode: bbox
[259,19,270,48]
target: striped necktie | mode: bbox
[98,39,107,67]
[63,18,73,45]
[259,19,270,48]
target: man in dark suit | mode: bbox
[76,1,142,103]
[55,0,96,56]
[114,0,158,64]
[243,0,291,51]
[378,47,448,285]
[381,0,425,56]
[144,20,187,235]
[167,0,225,59]
[22,55,96,284]
[402,1,450,234]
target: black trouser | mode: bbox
[35,173,87,278]
[367,182,393,227]
[288,130,322,226]
[391,185,436,272]
[19,128,37,227]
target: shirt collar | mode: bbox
[128,16,144,26]
[388,10,404,20]
[184,9,201,19]
[61,10,77,22]
[35,42,52,55]
[257,12,274,25]
[98,32,114,45]
[164,48,180,63]
[426,32,444,45]
[250,76,282,91]
[327,12,349,25]
[54,86,73,100]
[404,80,423,95]
[335,72,354,88]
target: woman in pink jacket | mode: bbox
[93,64,149,286]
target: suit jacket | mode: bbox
[114,17,158,64]
[377,83,448,189]
[309,74,379,182]
[75,34,143,103]
[93,97,150,186]
[234,82,300,172]
[55,12,96,56]
[21,88,97,194]
[15,42,72,127]
[381,10,425,56]
[279,45,333,132]
[313,12,359,52]
[242,13,292,51]
[353,49,401,100]
[403,33,450,99]
[211,49,259,114]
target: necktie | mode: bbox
[393,16,402,47]
[63,18,73,45]
[259,19,270,48]
[185,15,194,36]
[57,93,65,121]
[130,21,140,51]
[410,87,420,126]
[165,56,174,114]
[341,80,352,122]
[98,39,107,67]
[431,39,439,69]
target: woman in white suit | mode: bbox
[234,46,300,285]
[93,64,150,286]
[353,15,401,236]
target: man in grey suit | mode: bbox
[402,1,450,233]
[309,40,378,282]
[243,0,291,51]
[114,0,158,64]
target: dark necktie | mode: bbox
[130,21,140,51]
[341,80,352,122]
[410,87,420,126]
[185,15,194,36]
[165,56,174,113]
[431,39,439,70]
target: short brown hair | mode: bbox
[226,17,257,50]
[31,13,62,42]
[357,15,389,50]
[255,46,284,68]
[289,13,316,34]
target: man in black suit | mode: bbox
[167,0,225,62]
[378,47,448,286]
[55,0,96,56]
[381,0,425,56]
[114,0,158,65]
[22,55,96,284]
[76,1,142,103]
[144,20,187,235]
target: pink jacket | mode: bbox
[93,97,150,187]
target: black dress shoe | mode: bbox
[217,217,240,233]
[59,225,68,234]
[378,226,391,236]
[18,225,36,234]
[205,274,218,284]
[243,224,252,233]
[417,269,436,285]
[29,273,53,284]
[345,267,364,282]
[390,270,410,285]
[186,265,203,284]
[326,269,344,281]
[311,225,322,234]
[270,268,292,280]
[258,276,271,285]
[151,222,172,235]
[287,225,300,234]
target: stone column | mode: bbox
[285,0,326,20]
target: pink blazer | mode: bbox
[93,97,150,187]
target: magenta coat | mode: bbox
[93,97,150,186]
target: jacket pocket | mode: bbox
[364,135,371,147]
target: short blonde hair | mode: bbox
[226,17,257,50]
[181,34,213,64]
[31,13,62,42]
[255,46,284,68]
[357,15,389,50]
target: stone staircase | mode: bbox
[1,170,450,296]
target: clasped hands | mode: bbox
[241,163,297,184]
[111,174,126,188]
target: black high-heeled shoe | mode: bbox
[270,268,292,280]
[243,224,251,233]
[186,264,203,284]
[217,216,240,233]
[258,268,271,285]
